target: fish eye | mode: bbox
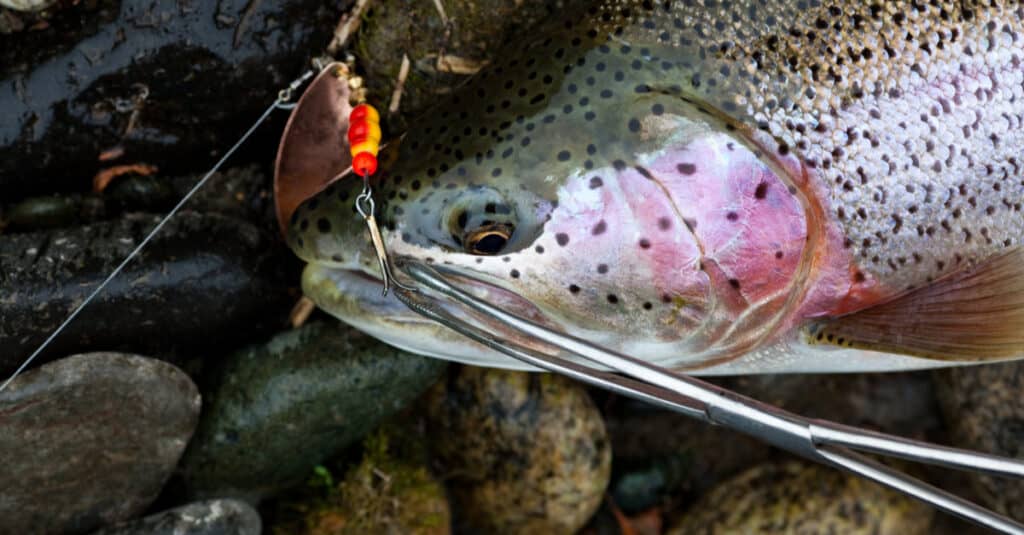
[409,184,546,256]
[465,223,514,255]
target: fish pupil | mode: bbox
[471,233,509,255]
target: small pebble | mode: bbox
[93,499,261,535]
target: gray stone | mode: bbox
[0,353,200,534]
[179,322,447,502]
[93,499,260,535]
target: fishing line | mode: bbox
[0,70,316,394]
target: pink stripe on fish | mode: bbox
[642,132,807,312]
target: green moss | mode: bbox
[271,427,450,535]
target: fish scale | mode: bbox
[289,0,1024,373]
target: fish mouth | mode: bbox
[302,262,561,369]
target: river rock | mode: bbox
[178,321,447,502]
[0,353,200,535]
[665,461,934,535]
[0,0,341,200]
[934,361,1024,519]
[426,366,610,534]
[93,499,260,535]
[0,211,295,373]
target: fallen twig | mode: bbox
[388,54,411,114]
[325,0,372,56]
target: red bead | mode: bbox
[347,122,369,144]
[352,151,377,176]
[350,104,379,125]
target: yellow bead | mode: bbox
[350,139,379,157]
[364,122,382,144]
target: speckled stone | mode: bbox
[934,361,1024,519]
[0,353,200,535]
[665,461,934,535]
[178,321,446,502]
[426,366,610,534]
[93,499,261,535]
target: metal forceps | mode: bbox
[391,259,1024,534]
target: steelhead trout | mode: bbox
[288,0,1024,374]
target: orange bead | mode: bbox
[352,152,378,176]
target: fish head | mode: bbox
[288,29,812,370]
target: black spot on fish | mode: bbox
[658,217,672,230]
[558,150,571,161]
[317,218,331,233]
[775,250,784,259]
[755,182,769,199]
[569,284,581,294]
[607,294,619,304]
[677,163,697,175]
[639,238,651,249]
[597,263,609,274]
[556,233,570,246]
[535,245,545,254]
[589,176,604,189]
[652,103,664,115]
[628,118,641,132]
[593,220,607,235]
[613,160,627,171]
[729,278,741,290]
[726,211,739,221]
[510,269,520,278]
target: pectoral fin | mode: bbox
[805,249,1024,361]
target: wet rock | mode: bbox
[5,194,80,230]
[0,211,295,373]
[0,0,341,200]
[665,461,934,535]
[1,0,58,12]
[934,361,1024,519]
[93,499,261,535]
[105,175,176,213]
[426,366,610,534]
[609,452,693,514]
[0,352,200,535]
[178,321,446,502]
[270,429,450,535]
[357,0,588,123]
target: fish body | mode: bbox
[289,0,1024,374]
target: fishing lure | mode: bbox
[346,102,411,296]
